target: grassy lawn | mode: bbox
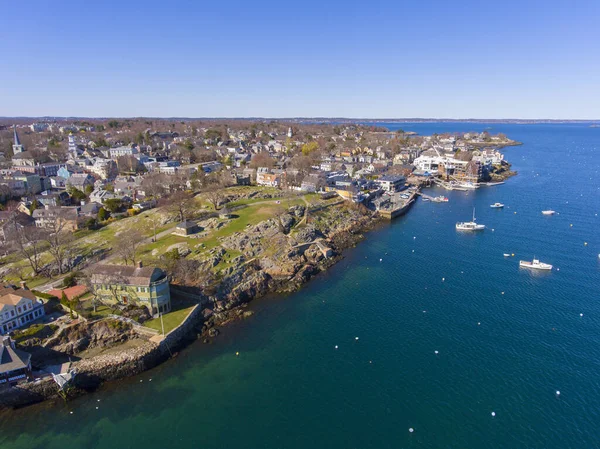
[200,197,306,249]
[144,304,197,334]
[137,233,189,260]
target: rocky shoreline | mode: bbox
[0,206,382,410]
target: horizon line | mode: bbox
[2,116,600,122]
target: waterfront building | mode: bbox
[91,262,171,315]
[0,284,46,335]
[375,175,406,193]
[0,336,32,385]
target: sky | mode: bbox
[1,0,599,119]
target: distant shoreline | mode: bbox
[1,117,599,125]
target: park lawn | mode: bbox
[200,198,307,249]
[137,233,189,260]
[144,304,197,334]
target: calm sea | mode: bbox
[1,123,599,449]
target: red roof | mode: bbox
[48,285,89,300]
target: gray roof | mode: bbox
[378,175,405,182]
[0,339,31,374]
[91,264,166,287]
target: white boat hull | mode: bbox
[519,261,552,270]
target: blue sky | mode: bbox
[1,0,599,118]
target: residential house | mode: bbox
[89,188,119,203]
[256,171,281,187]
[50,176,67,189]
[301,174,326,192]
[0,336,32,385]
[10,172,42,194]
[107,145,139,159]
[32,206,82,231]
[91,262,171,315]
[0,284,46,335]
[0,211,34,241]
[67,173,95,191]
[35,191,71,207]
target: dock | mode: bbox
[377,188,419,219]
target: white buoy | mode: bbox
[556,390,561,395]
[355,337,359,341]
[434,350,439,354]
[580,313,583,317]
[491,412,496,417]
[412,250,415,253]
[335,345,338,349]
[442,277,445,281]
[413,236,416,239]
[70,411,73,414]
[140,380,143,383]
[501,292,505,295]
[380,258,382,262]
[423,310,426,313]
[97,399,101,402]
[96,406,99,410]
[478,322,481,325]
[409,428,414,433]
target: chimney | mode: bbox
[1,336,14,349]
[137,261,143,269]
[20,281,28,290]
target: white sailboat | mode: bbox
[456,208,485,231]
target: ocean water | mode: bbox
[1,123,600,449]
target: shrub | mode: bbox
[62,273,77,288]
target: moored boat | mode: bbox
[490,202,504,208]
[456,208,485,231]
[542,210,556,215]
[519,258,552,270]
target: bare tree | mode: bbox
[15,226,45,275]
[115,229,144,266]
[164,190,195,222]
[42,217,75,275]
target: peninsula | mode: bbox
[0,119,519,408]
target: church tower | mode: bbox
[12,125,25,154]
[68,133,79,159]
[287,127,293,138]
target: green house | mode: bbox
[91,262,171,315]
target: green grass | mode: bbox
[12,324,58,343]
[200,197,306,249]
[144,304,196,334]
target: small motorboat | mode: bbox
[542,210,556,215]
[519,258,552,270]
[490,202,504,208]
[503,253,511,257]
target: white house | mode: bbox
[0,284,46,335]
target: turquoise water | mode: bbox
[1,124,600,449]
